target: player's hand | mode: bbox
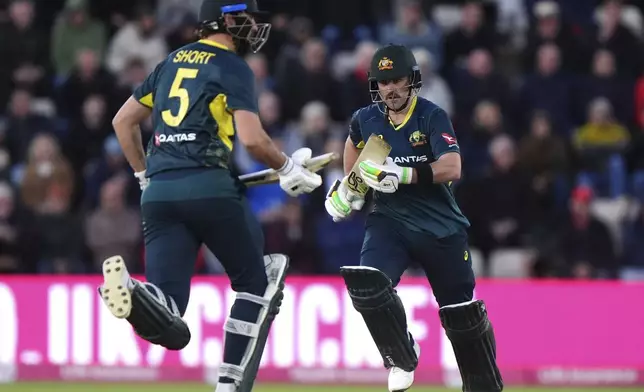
[134,170,149,191]
[359,157,413,193]
[277,148,323,197]
[324,176,365,222]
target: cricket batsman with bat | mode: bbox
[98,1,322,391]
[325,44,504,392]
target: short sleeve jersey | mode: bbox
[348,97,470,237]
[133,39,258,177]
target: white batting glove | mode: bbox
[358,157,413,193]
[324,176,365,222]
[134,170,149,191]
[277,148,323,197]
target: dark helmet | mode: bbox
[368,44,422,112]
[198,0,271,54]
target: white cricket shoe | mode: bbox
[388,337,421,392]
[98,256,134,319]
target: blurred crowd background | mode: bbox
[1,0,644,280]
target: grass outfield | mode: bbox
[0,384,640,392]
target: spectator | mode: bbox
[51,0,107,78]
[522,1,589,74]
[554,186,617,278]
[164,12,199,52]
[156,0,200,37]
[83,135,137,209]
[112,58,148,112]
[19,133,75,212]
[593,0,643,78]
[518,43,573,133]
[572,97,630,153]
[517,111,569,219]
[57,48,115,120]
[64,95,112,203]
[85,176,141,272]
[106,5,168,75]
[283,101,342,157]
[451,49,512,127]
[574,49,632,126]
[2,88,51,166]
[461,135,532,262]
[0,0,50,106]
[273,16,314,79]
[443,1,499,73]
[412,48,453,116]
[379,0,443,72]
[234,91,285,175]
[341,40,378,118]
[246,52,274,96]
[276,39,341,122]
[460,100,505,179]
[32,175,85,274]
[518,111,569,182]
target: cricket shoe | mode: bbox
[98,256,135,319]
[388,334,421,392]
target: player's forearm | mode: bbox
[343,138,360,175]
[411,157,461,184]
[234,110,287,170]
[244,137,288,170]
[113,122,146,173]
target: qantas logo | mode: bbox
[154,133,197,146]
[393,155,428,164]
[441,133,458,146]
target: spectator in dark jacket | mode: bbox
[556,186,617,278]
[518,43,573,133]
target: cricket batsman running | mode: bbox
[325,44,503,392]
[98,1,322,391]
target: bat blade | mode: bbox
[239,152,337,187]
[345,134,392,196]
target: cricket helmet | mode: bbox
[198,0,271,54]
[368,44,422,112]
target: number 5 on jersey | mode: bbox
[162,68,198,127]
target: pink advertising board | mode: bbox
[0,276,642,386]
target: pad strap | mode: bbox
[236,291,271,307]
[218,363,245,382]
[224,318,260,338]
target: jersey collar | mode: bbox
[388,96,418,131]
[198,39,231,51]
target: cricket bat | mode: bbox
[345,134,392,196]
[239,152,337,187]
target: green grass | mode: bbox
[0,384,640,392]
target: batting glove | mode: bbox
[134,170,149,191]
[359,157,412,193]
[324,176,365,222]
[277,148,323,197]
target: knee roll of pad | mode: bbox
[439,300,503,392]
[127,282,191,351]
[340,266,418,372]
[219,253,289,392]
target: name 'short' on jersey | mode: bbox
[172,50,216,65]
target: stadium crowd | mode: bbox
[0,0,643,280]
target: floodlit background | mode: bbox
[0,0,644,390]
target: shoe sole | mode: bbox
[100,256,132,319]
